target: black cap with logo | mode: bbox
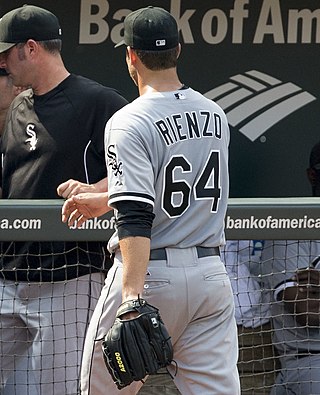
[0,5,62,54]
[115,6,179,51]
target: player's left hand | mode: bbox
[61,192,112,227]
[102,298,173,390]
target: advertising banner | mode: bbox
[1,0,319,197]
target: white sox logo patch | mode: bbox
[25,124,38,151]
[107,144,123,177]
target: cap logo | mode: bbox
[156,39,166,47]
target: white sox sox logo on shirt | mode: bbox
[107,144,123,177]
[25,124,38,151]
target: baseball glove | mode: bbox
[102,298,173,390]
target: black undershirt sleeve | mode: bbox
[113,201,155,240]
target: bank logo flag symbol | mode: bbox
[204,70,316,142]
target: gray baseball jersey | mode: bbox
[105,87,229,253]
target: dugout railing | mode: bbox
[1,197,320,395]
[1,197,320,241]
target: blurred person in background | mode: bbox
[0,68,25,134]
[222,239,271,329]
[261,141,320,395]
[0,67,31,394]
[0,67,27,199]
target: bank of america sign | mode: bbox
[205,70,316,142]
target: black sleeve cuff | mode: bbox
[113,200,155,240]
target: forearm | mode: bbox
[93,177,108,192]
[119,236,150,302]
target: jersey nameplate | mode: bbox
[154,111,222,146]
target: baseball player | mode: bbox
[260,142,320,394]
[261,240,320,395]
[0,5,127,395]
[62,6,240,395]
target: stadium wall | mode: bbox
[0,0,319,198]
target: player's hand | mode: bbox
[295,267,320,287]
[283,267,320,326]
[61,192,112,227]
[57,179,96,199]
[57,179,101,199]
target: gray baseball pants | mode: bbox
[80,247,240,395]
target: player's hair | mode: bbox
[134,46,179,70]
[38,39,62,54]
[16,39,62,59]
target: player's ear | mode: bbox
[24,39,39,58]
[127,47,138,64]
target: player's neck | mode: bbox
[32,56,70,96]
[138,68,182,95]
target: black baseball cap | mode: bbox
[0,5,62,54]
[115,6,179,51]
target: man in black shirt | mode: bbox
[0,5,127,395]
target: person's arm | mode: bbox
[61,191,111,227]
[120,236,150,302]
[279,267,320,326]
[113,200,154,317]
[57,177,108,199]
